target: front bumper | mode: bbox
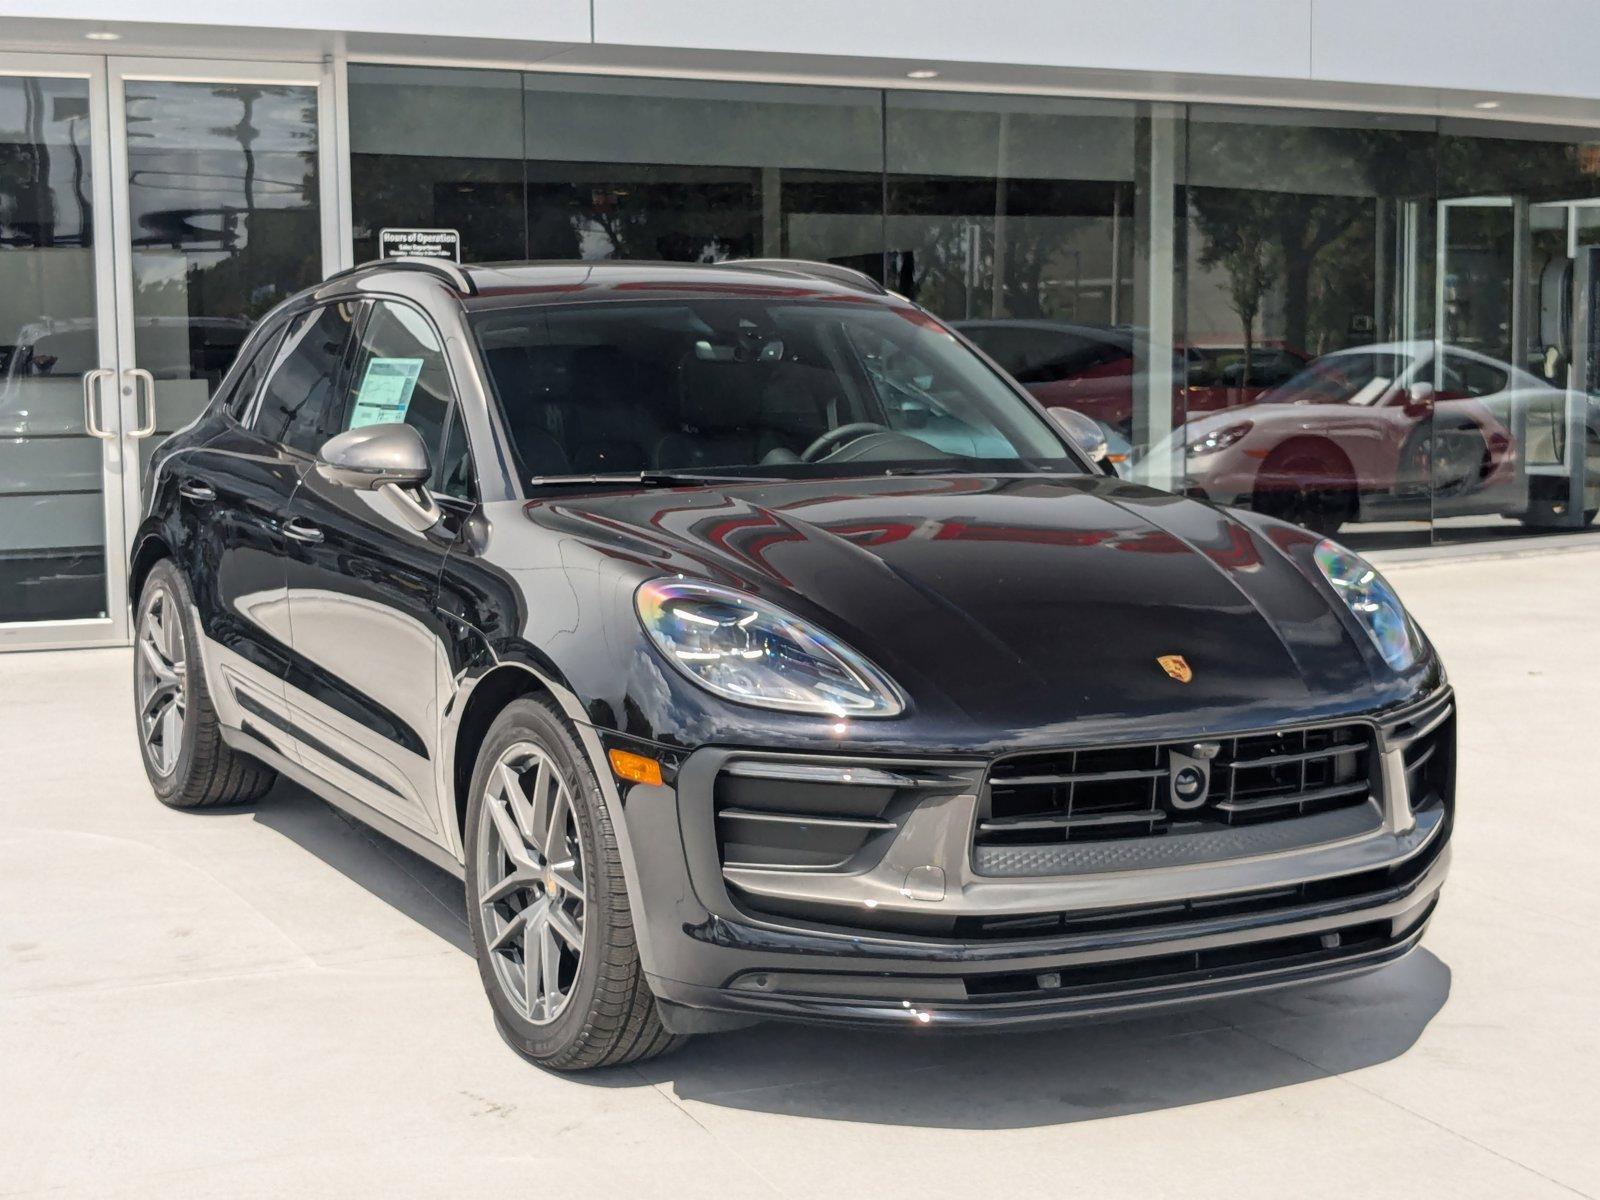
[610,688,1454,1032]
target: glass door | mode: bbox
[106,57,340,571]
[1432,196,1533,529]
[0,55,124,650]
[0,56,337,651]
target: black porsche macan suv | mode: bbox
[130,258,1453,1070]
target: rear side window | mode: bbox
[333,299,457,489]
[253,303,359,453]
[222,321,288,421]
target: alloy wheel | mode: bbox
[475,743,587,1025]
[135,586,187,776]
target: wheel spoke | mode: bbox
[526,760,557,857]
[522,900,551,1017]
[496,761,538,846]
[522,914,543,1019]
[139,636,176,684]
[539,921,561,1010]
[542,785,568,863]
[166,602,183,663]
[159,702,181,767]
[487,900,535,955]
[140,686,179,748]
[485,796,537,870]
[480,865,540,907]
[547,901,583,951]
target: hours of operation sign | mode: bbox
[378,228,461,262]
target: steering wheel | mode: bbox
[801,422,891,463]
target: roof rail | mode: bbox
[717,258,887,295]
[322,256,477,296]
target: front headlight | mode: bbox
[635,579,905,717]
[1313,539,1417,671]
[1186,420,1253,456]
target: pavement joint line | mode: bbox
[1233,1024,1597,1200]
[2,944,465,1003]
[1373,537,1600,571]
[634,1068,794,1198]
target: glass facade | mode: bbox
[349,64,1600,545]
[0,74,104,622]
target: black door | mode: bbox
[280,298,469,838]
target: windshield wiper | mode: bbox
[528,471,782,489]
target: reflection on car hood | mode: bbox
[527,473,1385,735]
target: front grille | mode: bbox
[955,817,1446,939]
[977,722,1374,849]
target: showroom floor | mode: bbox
[3,543,1597,1199]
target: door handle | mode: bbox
[82,368,114,439]
[178,480,216,503]
[127,368,157,438]
[283,517,325,545]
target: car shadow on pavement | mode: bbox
[252,779,1452,1129]
[249,782,474,954]
[643,948,1451,1128]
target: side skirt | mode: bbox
[222,723,467,881]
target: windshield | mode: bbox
[471,298,1082,485]
[1257,350,1414,407]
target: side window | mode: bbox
[335,299,456,489]
[222,322,286,421]
[253,303,360,453]
[1442,352,1508,398]
[435,405,476,501]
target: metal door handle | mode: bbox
[178,480,216,503]
[283,517,324,544]
[128,368,157,438]
[82,368,114,439]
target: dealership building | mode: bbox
[3,0,1599,651]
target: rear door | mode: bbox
[281,297,468,838]
[168,302,357,747]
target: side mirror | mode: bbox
[1048,406,1110,466]
[317,422,440,532]
[318,422,431,490]
[1404,381,1436,420]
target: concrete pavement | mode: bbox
[3,545,1597,1198]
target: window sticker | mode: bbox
[348,357,424,429]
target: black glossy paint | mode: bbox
[168,419,303,682]
[281,460,454,760]
[436,471,1439,758]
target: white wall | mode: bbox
[7,0,1600,102]
[594,1,1313,81]
[0,1,592,44]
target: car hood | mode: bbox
[526,473,1394,741]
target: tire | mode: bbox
[464,696,683,1071]
[1396,422,1488,503]
[1251,443,1357,536]
[133,559,277,808]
